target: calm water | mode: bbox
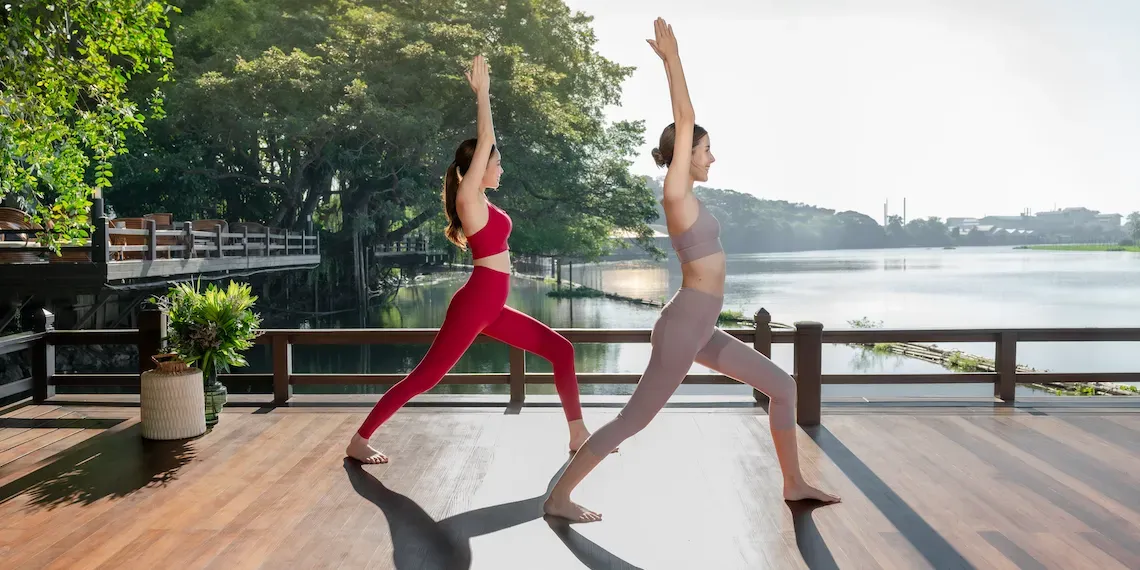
[254,245,1139,399]
[572,246,1140,376]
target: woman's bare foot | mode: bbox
[346,433,388,464]
[568,422,591,453]
[783,479,841,503]
[567,421,616,454]
[543,495,602,523]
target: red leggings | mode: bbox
[356,266,584,438]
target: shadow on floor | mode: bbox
[0,417,125,430]
[788,499,840,570]
[344,457,645,570]
[0,423,196,510]
[804,424,976,570]
[544,518,646,570]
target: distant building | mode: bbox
[946,217,979,231]
[962,206,1124,238]
[1034,207,1099,229]
[1095,213,1122,232]
[978,215,1032,231]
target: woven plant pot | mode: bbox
[140,354,207,440]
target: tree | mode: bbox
[1128,211,1140,242]
[107,0,658,259]
[0,0,176,245]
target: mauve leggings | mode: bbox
[356,266,583,439]
[585,288,797,455]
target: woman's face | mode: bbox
[690,135,715,182]
[482,150,503,189]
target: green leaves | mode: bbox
[152,280,263,381]
[106,0,656,262]
[0,0,177,249]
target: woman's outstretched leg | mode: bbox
[346,270,505,464]
[544,293,713,522]
[694,329,840,503]
[481,306,592,451]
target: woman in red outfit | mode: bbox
[346,55,595,464]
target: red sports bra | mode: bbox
[466,202,511,259]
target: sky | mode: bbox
[562,0,1140,222]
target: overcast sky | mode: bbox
[563,0,1140,221]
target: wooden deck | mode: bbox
[1,397,1139,569]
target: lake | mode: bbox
[267,245,1139,399]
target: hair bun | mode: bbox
[650,148,667,167]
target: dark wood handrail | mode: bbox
[824,328,1140,343]
[6,307,1139,426]
[0,210,319,263]
[250,328,776,345]
[0,331,44,357]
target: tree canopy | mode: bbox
[0,0,176,244]
[106,0,658,260]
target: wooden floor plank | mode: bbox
[0,403,1136,569]
[0,406,66,444]
[4,415,259,570]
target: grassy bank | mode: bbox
[1024,244,1140,252]
[848,318,1136,396]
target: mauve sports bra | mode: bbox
[466,202,511,259]
[669,199,723,264]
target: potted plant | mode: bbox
[153,280,262,426]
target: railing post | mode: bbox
[138,304,167,374]
[753,308,773,404]
[273,334,292,405]
[265,226,272,256]
[242,228,250,257]
[215,224,224,258]
[995,331,1017,402]
[28,307,55,402]
[145,218,157,261]
[184,222,194,259]
[89,198,108,263]
[91,215,109,264]
[509,346,526,403]
[793,321,823,426]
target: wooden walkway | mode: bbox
[1,397,1139,569]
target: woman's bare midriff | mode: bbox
[679,252,726,296]
[473,250,512,274]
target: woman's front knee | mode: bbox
[768,373,797,404]
[544,335,575,364]
[613,409,653,436]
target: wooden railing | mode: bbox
[376,237,432,254]
[0,218,318,262]
[5,308,1139,425]
[0,198,318,264]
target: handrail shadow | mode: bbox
[0,417,125,430]
[0,423,195,510]
[803,424,976,569]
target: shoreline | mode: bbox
[1024,244,1139,253]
